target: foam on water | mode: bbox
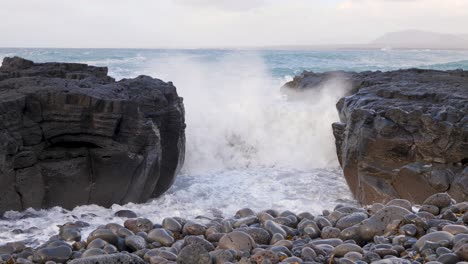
[143,52,345,172]
[0,167,353,247]
[3,48,468,246]
[0,51,356,246]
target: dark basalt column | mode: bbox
[283,69,468,204]
[0,57,185,213]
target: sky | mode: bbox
[0,0,468,48]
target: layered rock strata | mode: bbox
[0,57,185,213]
[283,69,468,204]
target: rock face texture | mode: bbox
[0,57,185,213]
[283,69,468,204]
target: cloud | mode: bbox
[173,0,267,12]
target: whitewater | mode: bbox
[1,48,468,246]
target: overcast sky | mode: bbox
[1,0,467,48]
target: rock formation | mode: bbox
[0,57,185,213]
[283,69,468,204]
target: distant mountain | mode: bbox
[372,30,468,50]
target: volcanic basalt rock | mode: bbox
[283,69,468,204]
[0,57,185,213]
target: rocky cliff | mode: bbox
[0,57,185,213]
[283,69,468,204]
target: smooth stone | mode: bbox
[176,244,211,264]
[373,248,398,257]
[310,238,343,247]
[301,247,317,261]
[124,218,154,233]
[359,206,411,241]
[333,244,364,257]
[87,238,108,249]
[264,220,287,237]
[87,229,119,246]
[442,225,468,235]
[315,216,332,229]
[162,218,182,233]
[258,212,274,224]
[156,251,177,261]
[237,227,271,245]
[454,234,468,246]
[436,247,452,256]
[82,248,107,258]
[147,229,175,247]
[233,216,259,228]
[125,235,147,251]
[0,245,14,255]
[218,231,255,253]
[282,256,303,263]
[58,224,81,242]
[118,227,135,238]
[68,253,146,264]
[369,203,385,215]
[336,213,368,230]
[209,249,236,264]
[344,251,363,261]
[321,226,341,239]
[184,235,215,252]
[114,210,137,218]
[398,224,417,237]
[297,212,314,221]
[270,233,285,245]
[415,231,454,251]
[37,245,72,263]
[454,243,468,261]
[207,233,225,242]
[371,259,411,264]
[269,245,292,256]
[436,253,460,264]
[340,226,362,243]
[235,208,256,218]
[335,206,365,215]
[386,199,412,211]
[420,205,440,215]
[103,244,118,254]
[182,222,207,236]
[251,249,280,264]
[423,193,453,209]
[273,240,293,250]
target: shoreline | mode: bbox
[1,192,467,263]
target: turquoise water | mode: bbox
[1,48,467,246]
[1,48,468,80]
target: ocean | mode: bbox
[1,48,468,246]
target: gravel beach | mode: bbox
[1,192,467,264]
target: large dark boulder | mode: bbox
[0,57,185,213]
[283,69,468,204]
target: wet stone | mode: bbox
[81,248,107,258]
[124,218,154,233]
[37,245,72,263]
[87,228,119,246]
[162,217,182,233]
[125,235,147,251]
[218,231,256,253]
[176,244,211,264]
[182,222,207,236]
[87,238,108,249]
[114,210,138,218]
[184,235,215,252]
[147,228,175,247]
[333,243,364,257]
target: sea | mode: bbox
[1,48,468,246]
